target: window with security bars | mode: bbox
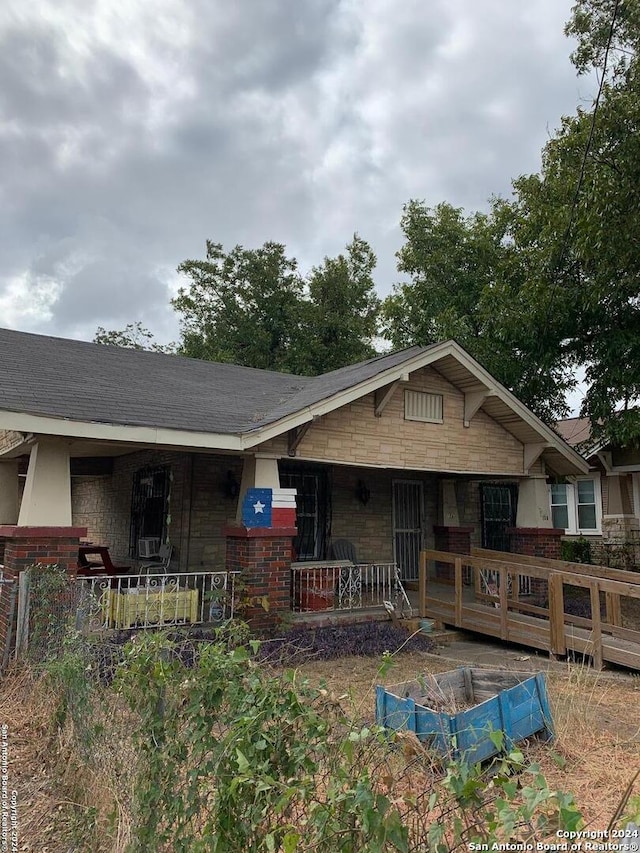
[480,483,518,552]
[404,390,443,423]
[129,466,171,557]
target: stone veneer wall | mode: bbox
[71,451,189,565]
[187,456,243,570]
[0,430,24,455]
[257,366,526,475]
[70,450,244,570]
[328,467,438,562]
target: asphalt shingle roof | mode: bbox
[0,327,428,435]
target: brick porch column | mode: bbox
[0,526,88,577]
[433,526,473,554]
[0,525,87,662]
[509,527,564,559]
[224,525,295,630]
[433,526,473,582]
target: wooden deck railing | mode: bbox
[418,549,640,670]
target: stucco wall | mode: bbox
[257,366,525,474]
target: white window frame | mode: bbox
[548,475,602,535]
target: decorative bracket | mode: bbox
[596,451,613,473]
[463,390,489,427]
[287,422,312,457]
[523,442,547,473]
[374,374,409,417]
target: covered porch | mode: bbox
[0,437,576,630]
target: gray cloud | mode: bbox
[0,0,590,343]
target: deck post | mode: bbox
[454,557,463,627]
[499,565,508,640]
[605,592,622,627]
[418,551,427,619]
[548,573,565,656]
[590,581,603,670]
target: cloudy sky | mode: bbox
[0,0,595,346]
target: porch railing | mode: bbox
[72,570,238,632]
[291,561,412,616]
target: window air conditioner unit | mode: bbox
[139,537,161,558]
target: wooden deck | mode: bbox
[419,549,640,671]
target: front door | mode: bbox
[393,479,423,581]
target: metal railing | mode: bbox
[72,570,238,632]
[291,561,412,616]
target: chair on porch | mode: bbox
[139,543,173,575]
[329,539,363,607]
[329,539,358,564]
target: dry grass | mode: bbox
[294,650,640,828]
[3,642,640,850]
[0,664,137,853]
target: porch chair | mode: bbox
[139,542,173,575]
[328,539,358,564]
[329,539,365,607]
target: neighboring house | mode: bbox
[0,328,588,622]
[554,416,640,566]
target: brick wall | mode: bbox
[187,457,243,570]
[510,527,564,559]
[225,527,293,629]
[2,535,84,572]
[257,366,525,475]
[329,467,438,562]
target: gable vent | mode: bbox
[404,390,443,423]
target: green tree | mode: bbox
[93,322,175,353]
[173,240,305,371]
[381,200,574,423]
[514,0,640,445]
[173,237,381,375]
[294,234,380,374]
[384,1,640,440]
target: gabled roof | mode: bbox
[0,327,588,474]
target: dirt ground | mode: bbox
[294,633,640,829]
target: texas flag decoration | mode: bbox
[241,488,297,529]
[271,488,297,528]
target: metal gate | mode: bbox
[393,480,423,581]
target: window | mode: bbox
[548,477,601,534]
[404,390,443,423]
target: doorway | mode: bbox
[393,479,424,581]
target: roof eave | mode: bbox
[0,410,243,452]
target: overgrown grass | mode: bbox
[3,621,640,850]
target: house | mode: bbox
[554,416,640,567]
[0,327,588,626]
